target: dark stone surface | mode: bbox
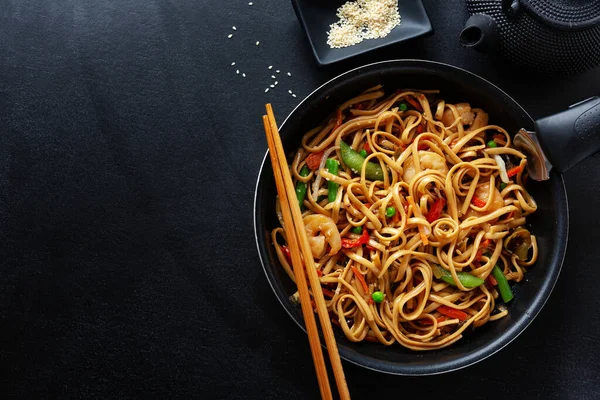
[1,0,598,398]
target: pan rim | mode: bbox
[253,59,569,375]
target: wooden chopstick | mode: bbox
[262,115,333,400]
[263,104,351,400]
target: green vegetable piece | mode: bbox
[359,149,368,158]
[385,207,396,218]
[432,264,484,288]
[487,140,497,148]
[326,158,339,203]
[351,225,363,235]
[499,182,507,191]
[492,265,514,303]
[399,103,408,112]
[339,141,384,181]
[295,165,310,209]
[372,291,384,303]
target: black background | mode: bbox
[1,0,599,398]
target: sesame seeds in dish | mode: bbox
[327,0,401,49]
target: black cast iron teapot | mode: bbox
[460,0,600,75]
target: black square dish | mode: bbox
[291,0,433,65]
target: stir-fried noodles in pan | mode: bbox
[271,86,538,350]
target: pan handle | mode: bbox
[535,96,600,173]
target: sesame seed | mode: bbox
[232,26,237,30]
[270,84,274,88]
[292,94,297,98]
[228,34,233,38]
[287,72,292,76]
[249,2,253,5]
[288,90,292,94]
[231,62,236,66]
[256,41,260,46]
[268,65,273,69]
[271,75,276,79]
[276,70,280,73]
[274,81,278,85]
[265,88,269,93]
[242,73,246,77]
[236,70,240,74]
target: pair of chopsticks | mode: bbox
[262,104,350,400]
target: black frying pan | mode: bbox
[253,60,594,375]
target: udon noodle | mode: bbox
[271,86,538,350]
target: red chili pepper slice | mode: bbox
[486,275,498,286]
[471,196,487,208]
[425,198,446,223]
[363,141,372,154]
[305,151,324,171]
[437,305,469,321]
[341,229,370,249]
[280,245,292,262]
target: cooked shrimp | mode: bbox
[441,103,475,128]
[468,108,489,131]
[303,214,341,258]
[403,151,449,183]
[474,182,504,212]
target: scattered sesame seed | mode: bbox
[249,2,253,5]
[256,41,260,45]
[228,34,233,38]
[236,70,240,74]
[271,75,276,79]
[292,94,297,98]
[270,84,274,88]
[232,26,237,30]
[276,70,280,73]
[287,72,292,76]
[231,62,236,66]
[265,88,269,93]
[242,73,246,77]
[274,81,278,85]
[288,90,292,94]
[268,65,273,69]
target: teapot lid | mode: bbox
[518,0,600,30]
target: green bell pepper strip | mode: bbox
[326,158,339,203]
[339,141,384,181]
[492,265,514,303]
[295,165,310,209]
[432,264,485,288]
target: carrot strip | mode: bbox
[507,164,524,178]
[351,266,369,296]
[437,305,469,321]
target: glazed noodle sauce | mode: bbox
[272,86,537,350]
